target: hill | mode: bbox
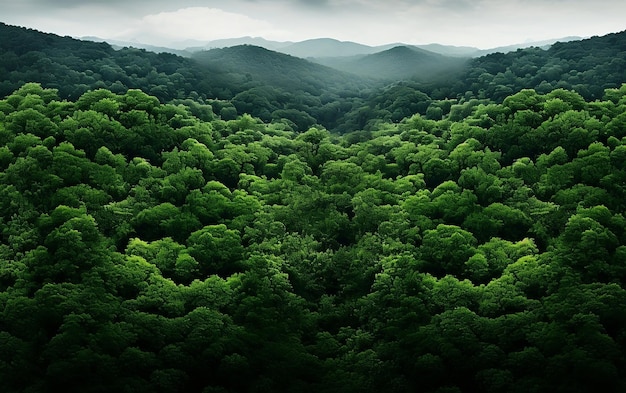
[190,44,377,129]
[451,29,626,101]
[191,44,371,93]
[0,22,227,101]
[313,45,468,81]
[81,36,193,57]
[469,36,583,57]
[0,23,375,131]
[277,38,378,58]
[181,36,582,60]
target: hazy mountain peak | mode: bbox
[186,37,294,52]
[278,38,375,58]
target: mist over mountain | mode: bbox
[78,30,585,63]
[277,38,379,58]
[187,36,294,52]
[312,45,468,81]
[179,35,583,58]
[2,21,624,132]
[469,36,584,57]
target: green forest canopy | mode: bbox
[1,80,626,392]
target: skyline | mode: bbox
[1,0,625,49]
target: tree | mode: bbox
[5,107,59,139]
[419,224,478,277]
[187,224,244,276]
[321,161,365,195]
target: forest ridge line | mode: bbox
[87,32,586,58]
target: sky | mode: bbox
[1,0,625,49]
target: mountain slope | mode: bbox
[2,22,625,133]
[191,44,373,93]
[314,45,468,81]
[190,44,381,129]
[470,36,583,56]
[81,36,193,57]
[0,22,244,101]
[415,43,482,57]
[452,29,626,100]
[278,38,377,58]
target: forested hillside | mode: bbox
[0,23,373,132]
[341,30,626,130]
[2,21,626,393]
[453,30,626,101]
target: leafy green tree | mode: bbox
[5,107,59,139]
[187,224,244,276]
[321,161,365,195]
[419,224,478,277]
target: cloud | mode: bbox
[113,7,290,46]
[2,0,625,49]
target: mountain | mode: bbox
[313,45,468,81]
[0,22,232,101]
[183,36,582,60]
[186,36,293,52]
[90,31,587,62]
[191,44,372,93]
[410,37,582,58]
[277,38,378,58]
[0,22,376,131]
[447,29,626,101]
[201,38,479,59]
[414,43,481,57]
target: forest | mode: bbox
[1,22,626,393]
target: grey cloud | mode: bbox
[1,0,220,14]
[2,0,625,49]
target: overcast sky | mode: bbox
[2,0,625,49]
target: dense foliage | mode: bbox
[453,30,626,101]
[2,80,626,392]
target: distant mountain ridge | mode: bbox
[279,38,378,58]
[79,31,585,61]
[187,36,294,52]
[470,36,583,57]
[181,36,584,59]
